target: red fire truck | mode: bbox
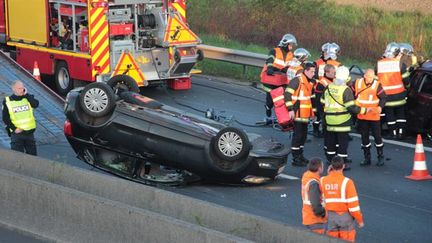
[0,0,201,95]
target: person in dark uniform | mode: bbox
[2,80,39,155]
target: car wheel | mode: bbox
[107,75,140,94]
[55,61,74,96]
[213,127,250,162]
[79,82,115,118]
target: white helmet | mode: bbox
[335,66,350,83]
[383,42,400,58]
[324,43,340,60]
[321,42,331,53]
[279,33,297,47]
[399,43,414,56]
[294,48,311,62]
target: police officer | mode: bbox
[321,66,368,170]
[2,80,39,155]
[261,34,297,117]
[285,62,316,166]
[377,43,409,139]
[354,69,386,166]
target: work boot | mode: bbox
[265,105,272,118]
[397,128,406,140]
[312,123,323,138]
[360,147,371,166]
[291,151,306,167]
[343,158,351,171]
[376,147,385,166]
[299,153,309,165]
[390,129,398,140]
[326,153,334,165]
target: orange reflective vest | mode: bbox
[377,57,405,95]
[273,47,293,70]
[302,171,326,226]
[287,74,314,122]
[320,171,364,225]
[355,78,380,121]
[316,58,341,79]
[287,64,303,82]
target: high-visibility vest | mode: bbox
[302,171,326,226]
[377,57,405,96]
[287,64,303,82]
[288,74,314,122]
[320,171,363,225]
[323,84,352,132]
[355,78,380,121]
[273,47,293,70]
[5,96,36,131]
[316,58,341,79]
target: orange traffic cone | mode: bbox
[33,61,41,81]
[406,134,432,181]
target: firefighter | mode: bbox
[285,62,316,166]
[313,43,342,136]
[398,43,424,85]
[321,66,368,170]
[286,48,311,82]
[2,80,39,155]
[261,34,297,117]
[354,69,386,166]
[301,157,326,234]
[321,156,364,242]
[313,64,336,138]
[377,42,409,139]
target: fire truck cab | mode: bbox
[0,0,201,95]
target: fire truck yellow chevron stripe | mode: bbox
[89,1,110,77]
[172,3,186,20]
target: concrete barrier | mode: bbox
[0,169,249,243]
[0,149,340,242]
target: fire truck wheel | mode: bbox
[107,75,140,94]
[211,127,251,162]
[79,82,116,118]
[55,62,73,96]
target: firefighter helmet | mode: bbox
[321,42,331,53]
[294,48,311,62]
[279,34,297,47]
[383,42,400,58]
[324,43,340,60]
[399,43,414,56]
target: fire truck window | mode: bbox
[419,74,432,96]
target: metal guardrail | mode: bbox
[198,44,365,78]
[197,44,266,76]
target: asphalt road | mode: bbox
[2,74,431,242]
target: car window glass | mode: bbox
[419,74,432,95]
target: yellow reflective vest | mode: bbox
[5,96,36,132]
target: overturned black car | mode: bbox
[64,75,289,185]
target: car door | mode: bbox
[407,71,432,133]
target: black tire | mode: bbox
[55,61,74,96]
[79,82,116,118]
[212,127,250,162]
[107,75,140,94]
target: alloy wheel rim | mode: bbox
[83,87,109,113]
[218,132,243,157]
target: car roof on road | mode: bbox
[420,60,432,71]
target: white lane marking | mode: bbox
[349,133,432,152]
[278,173,299,180]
